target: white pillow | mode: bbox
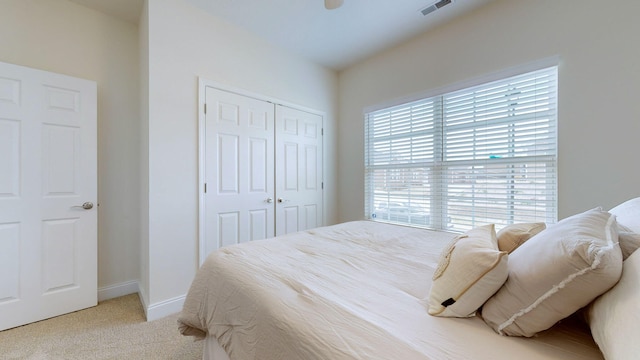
[609,197,640,259]
[482,208,623,337]
[427,224,508,318]
[588,248,640,360]
[609,197,640,233]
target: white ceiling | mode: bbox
[70,0,495,71]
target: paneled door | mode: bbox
[275,105,323,236]
[0,61,97,331]
[203,87,275,257]
[201,85,324,261]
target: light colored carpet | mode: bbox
[0,294,203,359]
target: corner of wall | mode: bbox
[98,280,140,302]
[144,295,187,322]
[138,0,151,318]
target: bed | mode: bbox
[179,199,640,360]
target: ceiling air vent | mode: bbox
[421,0,453,16]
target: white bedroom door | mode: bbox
[275,105,323,236]
[0,61,97,331]
[203,86,275,256]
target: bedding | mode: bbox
[178,220,603,360]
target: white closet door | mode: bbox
[275,105,323,236]
[0,61,97,331]
[204,87,275,256]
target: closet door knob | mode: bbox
[265,198,273,203]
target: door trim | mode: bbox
[197,78,325,265]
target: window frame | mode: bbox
[364,62,558,232]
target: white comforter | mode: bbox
[178,221,603,360]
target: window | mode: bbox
[365,66,557,232]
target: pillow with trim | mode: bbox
[427,224,508,318]
[481,207,622,337]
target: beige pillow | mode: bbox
[496,222,546,253]
[482,207,622,337]
[427,224,508,318]
[588,248,640,360]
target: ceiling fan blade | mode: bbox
[325,0,344,10]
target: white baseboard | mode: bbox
[144,294,186,321]
[97,280,185,322]
[98,280,140,302]
[138,286,149,315]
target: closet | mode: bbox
[200,85,323,262]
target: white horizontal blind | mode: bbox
[365,67,557,232]
[365,99,438,227]
[442,67,557,231]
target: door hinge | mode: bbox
[204,183,207,193]
[204,103,207,114]
[321,182,324,189]
[321,128,324,136]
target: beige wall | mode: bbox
[142,0,338,317]
[337,0,640,222]
[0,0,141,298]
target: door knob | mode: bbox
[278,198,289,203]
[265,197,274,203]
[73,202,94,210]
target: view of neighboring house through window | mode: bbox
[364,66,558,232]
